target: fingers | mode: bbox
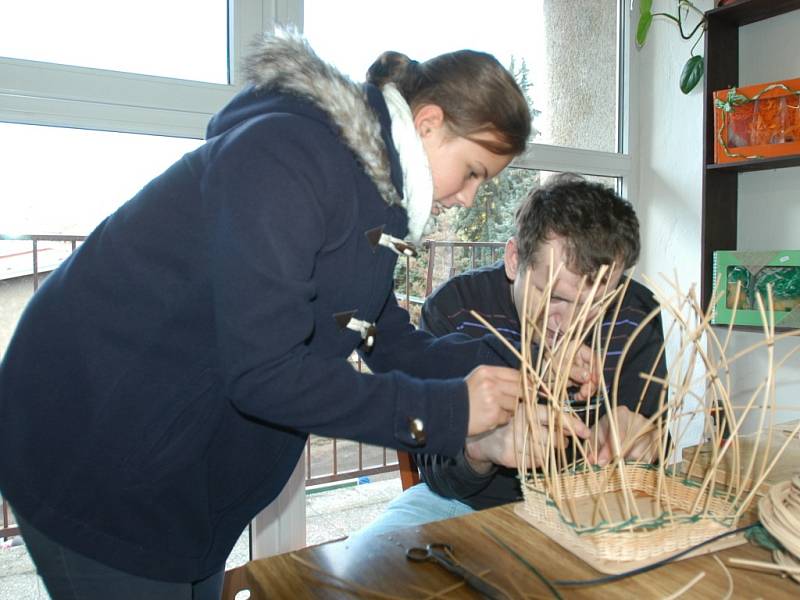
[573,343,595,367]
[533,404,590,439]
[465,366,521,436]
[587,410,659,465]
[565,344,599,399]
[466,413,527,469]
[571,379,597,402]
[625,428,660,463]
[563,412,591,439]
[591,433,657,465]
[590,440,613,466]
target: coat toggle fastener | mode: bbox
[333,310,377,349]
[364,225,418,258]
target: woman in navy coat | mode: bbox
[0,30,532,599]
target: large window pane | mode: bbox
[0,123,202,236]
[304,0,620,152]
[0,1,228,83]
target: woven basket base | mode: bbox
[514,492,746,574]
[515,464,745,573]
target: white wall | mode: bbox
[635,1,800,434]
[635,1,708,286]
[635,1,711,453]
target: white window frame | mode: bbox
[0,0,303,139]
[2,0,635,184]
[511,0,636,201]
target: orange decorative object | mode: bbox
[713,77,800,164]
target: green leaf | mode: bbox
[680,55,704,94]
[636,12,653,47]
[639,0,652,15]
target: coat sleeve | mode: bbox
[364,283,511,501]
[203,117,468,457]
[414,451,498,501]
[362,291,518,380]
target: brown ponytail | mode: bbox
[366,52,422,95]
[366,49,531,157]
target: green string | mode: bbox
[481,526,564,600]
[526,461,742,535]
[746,523,785,552]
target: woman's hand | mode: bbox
[465,404,590,471]
[464,366,522,436]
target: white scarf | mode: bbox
[381,84,434,243]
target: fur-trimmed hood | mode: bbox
[207,29,401,208]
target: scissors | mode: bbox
[405,542,508,600]
[565,390,603,413]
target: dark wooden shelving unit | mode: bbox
[700,0,800,310]
[706,154,800,173]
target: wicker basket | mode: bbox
[517,464,740,563]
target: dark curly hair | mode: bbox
[514,174,640,278]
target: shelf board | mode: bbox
[711,322,798,333]
[707,154,800,173]
[709,0,800,26]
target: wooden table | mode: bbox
[223,502,798,599]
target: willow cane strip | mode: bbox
[691,378,768,514]
[736,420,800,519]
[737,293,774,514]
[520,268,536,484]
[663,571,706,600]
[656,387,667,515]
[690,347,774,511]
[712,554,735,600]
[756,291,778,511]
[600,268,628,366]
[728,557,800,575]
[720,328,800,365]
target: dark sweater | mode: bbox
[417,261,667,510]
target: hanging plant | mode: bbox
[637,0,707,94]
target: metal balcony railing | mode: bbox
[0,234,505,538]
[423,240,506,295]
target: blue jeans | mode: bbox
[351,483,474,539]
[17,515,224,600]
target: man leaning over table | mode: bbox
[354,174,668,537]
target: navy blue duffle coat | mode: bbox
[0,78,510,581]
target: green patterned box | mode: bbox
[712,250,800,328]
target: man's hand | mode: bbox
[588,406,658,466]
[542,341,599,401]
[465,366,521,436]
[465,404,590,471]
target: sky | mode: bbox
[0,0,548,236]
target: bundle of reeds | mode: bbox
[472,263,800,573]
